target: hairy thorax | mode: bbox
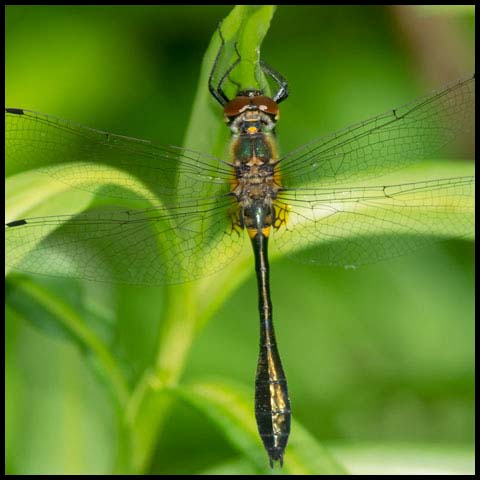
[229,128,282,230]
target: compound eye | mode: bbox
[252,96,279,116]
[224,96,250,117]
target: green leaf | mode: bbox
[413,5,475,17]
[332,443,474,475]
[5,173,93,276]
[176,378,348,475]
[199,458,260,475]
[6,275,129,406]
[182,5,275,157]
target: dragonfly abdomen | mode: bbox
[251,230,291,467]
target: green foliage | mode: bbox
[177,380,348,474]
[5,5,474,475]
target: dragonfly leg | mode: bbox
[224,41,242,92]
[259,60,289,104]
[209,23,241,106]
[216,42,241,102]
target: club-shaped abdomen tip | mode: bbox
[268,448,284,468]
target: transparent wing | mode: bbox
[6,195,245,285]
[6,108,233,202]
[273,176,474,267]
[279,75,475,188]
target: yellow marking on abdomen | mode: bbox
[247,227,271,239]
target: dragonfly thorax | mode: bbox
[230,123,281,234]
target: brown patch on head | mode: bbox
[224,96,251,118]
[224,95,279,118]
[251,96,279,116]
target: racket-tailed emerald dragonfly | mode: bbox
[5,25,475,466]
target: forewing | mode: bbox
[279,76,474,188]
[6,108,233,203]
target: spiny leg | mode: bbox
[216,40,242,101]
[225,41,242,93]
[209,24,242,105]
[208,22,230,106]
[259,59,289,103]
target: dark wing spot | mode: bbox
[6,219,27,227]
[5,108,24,115]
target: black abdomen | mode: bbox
[251,232,291,467]
[255,334,291,467]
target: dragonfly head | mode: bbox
[224,90,279,135]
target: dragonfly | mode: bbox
[5,26,475,466]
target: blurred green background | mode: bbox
[5,5,474,475]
